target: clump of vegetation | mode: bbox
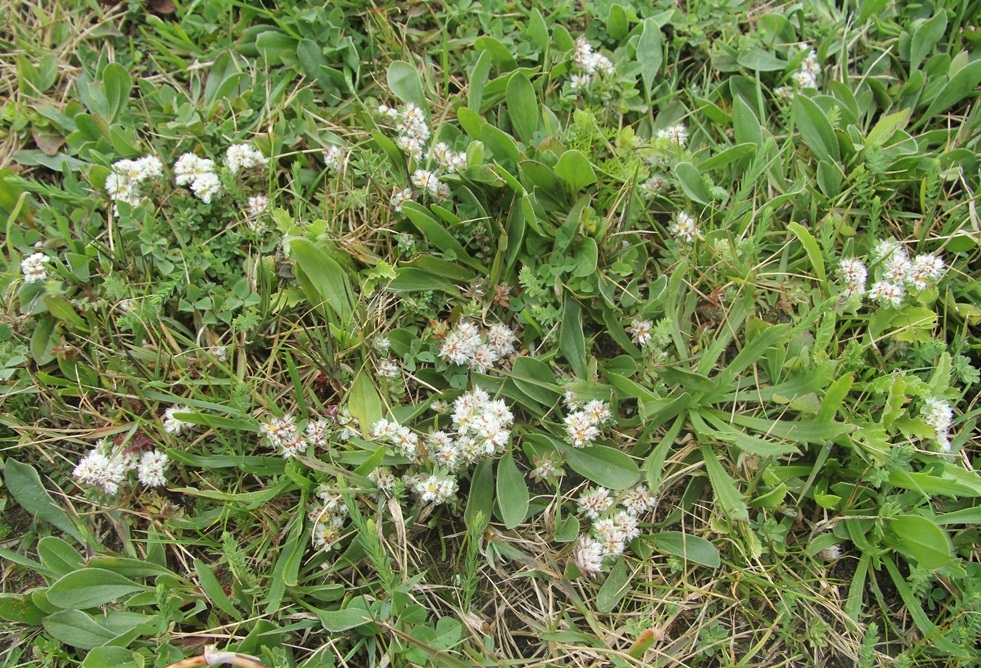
[1,1,980,666]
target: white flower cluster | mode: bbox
[573,484,656,576]
[438,321,518,372]
[412,473,458,505]
[163,405,195,435]
[378,101,431,159]
[368,466,397,493]
[776,45,822,100]
[669,211,700,244]
[21,253,51,284]
[174,153,222,204]
[390,187,412,212]
[73,439,170,494]
[628,319,653,347]
[639,175,667,199]
[105,155,163,206]
[371,417,420,460]
[224,143,268,175]
[323,145,346,172]
[446,386,514,466]
[309,484,348,553]
[410,168,450,200]
[260,411,353,458]
[569,37,615,92]
[656,123,688,147]
[839,240,945,307]
[921,397,954,452]
[563,399,612,448]
[429,142,467,173]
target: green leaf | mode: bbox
[596,559,631,612]
[555,150,596,192]
[563,444,640,490]
[647,531,721,568]
[401,201,485,273]
[787,222,826,283]
[506,73,538,144]
[737,47,787,72]
[30,315,58,365]
[0,593,45,625]
[637,19,663,94]
[818,373,853,422]
[468,50,493,111]
[732,95,763,146]
[527,8,549,50]
[387,60,427,111]
[888,515,952,569]
[792,96,840,162]
[288,238,354,322]
[607,5,629,40]
[920,60,981,122]
[38,536,84,576]
[101,63,132,123]
[3,459,85,542]
[43,296,90,333]
[496,452,529,529]
[465,458,494,533]
[42,610,119,649]
[194,559,242,620]
[673,162,711,205]
[510,357,561,406]
[80,647,143,668]
[317,606,373,632]
[560,297,587,378]
[698,143,756,171]
[910,13,947,71]
[47,569,149,610]
[699,445,748,522]
[348,371,382,437]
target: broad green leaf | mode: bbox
[910,13,947,71]
[194,559,242,620]
[80,647,142,668]
[30,315,58,365]
[698,143,756,171]
[465,458,494,533]
[506,73,538,144]
[596,558,631,611]
[563,444,640,490]
[510,357,561,406]
[887,515,951,569]
[732,95,763,146]
[42,610,118,649]
[47,568,149,610]
[474,36,518,71]
[468,50,493,111]
[607,5,629,40]
[43,296,89,332]
[3,459,85,542]
[818,373,853,422]
[737,47,787,72]
[792,95,840,162]
[38,536,84,576]
[496,452,529,529]
[787,222,826,283]
[348,371,382,437]
[0,593,45,625]
[387,60,427,111]
[400,201,485,272]
[700,445,748,521]
[317,606,373,632]
[288,238,354,322]
[560,297,587,378]
[647,531,721,568]
[920,60,981,122]
[637,19,663,94]
[673,161,711,204]
[527,8,549,50]
[555,150,596,192]
[101,64,132,123]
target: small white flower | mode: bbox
[577,486,613,520]
[639,175,667,198]
[413,473,458,504]
[163,405,193,435]
[376,358,400,378]
[868,280,904,308]
[656,123,688,146]
[390,187,413,213]
[247,194,269,218]
[569,73,593,91]
[306,419,331,448]
[137,450,170,487]
[190,172,222,204]
[225,144,268,175]
[574,535,605,576]
[629,319,653,347]
[21,253,51,284]
[621,484,657,516]
[669,211,699,243]
[324,145,346,172]
[368,466,396,493]
[838,257,868,297]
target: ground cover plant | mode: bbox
[1,0,980,665]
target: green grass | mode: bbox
[1,0,981,666]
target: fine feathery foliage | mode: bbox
[1,1,981,666]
